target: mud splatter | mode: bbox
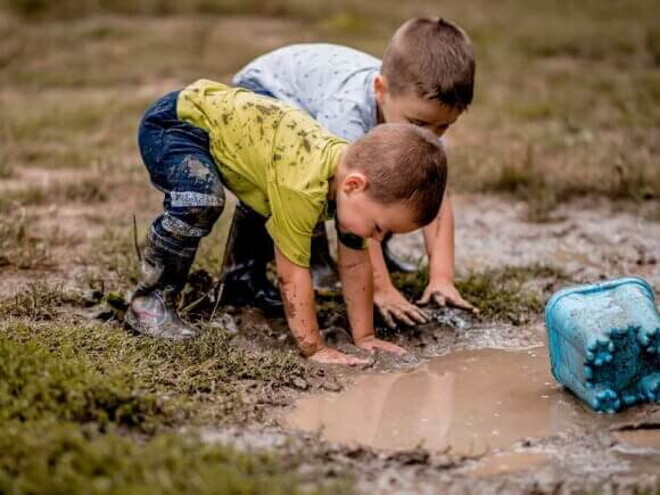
[183,156,211,181]
[255,104,279,116]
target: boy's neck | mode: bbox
[326,149,348,202]
[376,101,384,125]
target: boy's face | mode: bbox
[335,172,420,241]
[374,75,462,137]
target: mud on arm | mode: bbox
[337,242,374,344]
[274,247,322,357]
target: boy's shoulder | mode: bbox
[235,43,381,91]
[234,45,381,141]
[254,43,380,66]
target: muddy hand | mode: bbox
[356,335,407,355]
[308,346,372,366]
[417,281,479,314]
[374,286,431,329]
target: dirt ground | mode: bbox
[1,2,659,493]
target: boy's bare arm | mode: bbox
[338,242,405,354]
[419,195,477,313]
[369,240,431,328]
[274,247,369,364]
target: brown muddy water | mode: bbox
[283,347,641,456]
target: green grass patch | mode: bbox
[0,337,170,429]
[455,264,568,324]
[0,288,333,493]
[0,312,306,424]
[0,423,323,495]
[395,264,569,325]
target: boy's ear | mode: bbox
[374,74,389,104]
[342,172,368,194]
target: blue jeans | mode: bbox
[138,91,225,262]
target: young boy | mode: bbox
[231,17,477,327]
[126,79,448,365]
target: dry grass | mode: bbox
[0,1,657,491]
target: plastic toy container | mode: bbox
[545,277,659,413]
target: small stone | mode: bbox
[321,379,342,392]
[291,377,308,390]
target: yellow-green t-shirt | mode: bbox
[176,79,347,267]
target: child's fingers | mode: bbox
[394,299,430,324]
[406,305,431,324]
[379,341,407,355]
[358,338,406,355]
[378,307,398,329]
[447,295,479,314]
[309,348,371,366]
[391,308,417,326]
[417,291,431,305]
[431,291,447,308]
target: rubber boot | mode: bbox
[221,203,284,315]
[310,222,341,297]
[381,232,417,273]
[125,237,197,341]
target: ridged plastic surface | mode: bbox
[545,277,659,413]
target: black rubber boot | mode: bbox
[125,236,197,341]
[310,222,341,297]
[221,203,284,315]
[381,233,418,273]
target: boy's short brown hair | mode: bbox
[344,123,447,227]
[382,17,475,111]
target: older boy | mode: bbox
[126,80,447,365]
[232,17,477,326]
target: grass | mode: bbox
[0,425,313,495]
[454,264,569,324]
[395,263,569,325]
[0,206,52,270]
[0,300,306,424]
[0,1,657,491]
[0,292,332,493]
[0,1,656,222]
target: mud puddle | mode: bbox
[283,347,637,455]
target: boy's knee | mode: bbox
[187,205,223,233]
[170,206,223,237]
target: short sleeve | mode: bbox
[265,186,323,267]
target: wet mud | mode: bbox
[283,347,651,455]
[390,195,660,286]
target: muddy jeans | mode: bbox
[138,91,225,265]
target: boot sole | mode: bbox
[124,308,196,341]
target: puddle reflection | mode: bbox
[284,348,622,454]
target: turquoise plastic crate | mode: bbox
[545,277,659,413]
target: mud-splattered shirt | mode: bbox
[233,43,380,142]
[176,79,347,267]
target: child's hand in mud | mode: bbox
[308,346,372,366]
[374,285,431,329]
[355,335,407,355]
[417,279,479,314]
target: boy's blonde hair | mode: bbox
[382,17,475,111]
[344,123,447,226]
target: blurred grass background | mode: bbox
[0,2,658,491]
[1,0,658,216]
